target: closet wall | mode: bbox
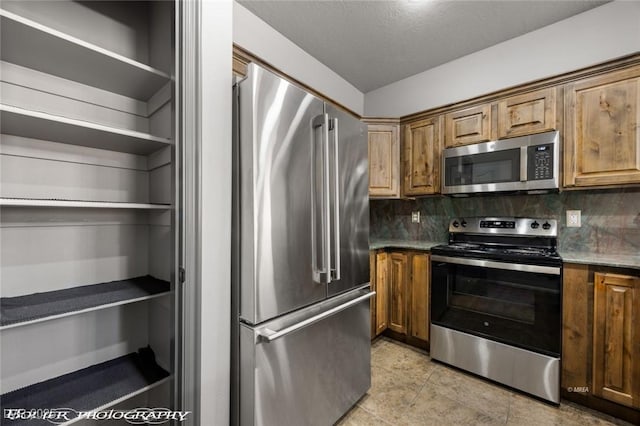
[0,0,177,414]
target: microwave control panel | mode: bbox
[527,144,554,180]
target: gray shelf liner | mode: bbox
[0,276,170,326]
[0,349,170,425]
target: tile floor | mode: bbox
[337,337,633,426]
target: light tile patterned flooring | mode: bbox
[337,337,633,426]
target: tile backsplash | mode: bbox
[370,188,640,254]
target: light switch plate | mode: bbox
[567,210,581,227]
[411,211,420,223]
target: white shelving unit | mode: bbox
[0,0,177,415]
[0,9,171,99]
[1,275,171,330]
[0,198,171,209]
[1,104,173,155]
[1,353,172,426]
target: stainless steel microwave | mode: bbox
[441,130,559,195]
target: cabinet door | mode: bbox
[498,87,557,139]
[445,104,491,147]
[562,264,591,397]
[374,252,389,336]
[403,117,442,196]
[368,124,400,198]
[388,252,408,335]
[593,272,640,408]
[370,251,377,338]
[409,252,430,342]
[564,67,640,187]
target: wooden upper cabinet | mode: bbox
[498,88,557,139]
[403,116,442,196]
[593,272,640,409]
[445,104,492,147]
[409,252,430,343]
[388,252,409,335]
[368,124,400,198]
[564,66,640,188]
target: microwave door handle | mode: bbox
[520,146,527,182]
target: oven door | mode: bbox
[431,255,561,356]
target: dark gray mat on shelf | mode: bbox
[1,276,170,326]
[0,349,170,425]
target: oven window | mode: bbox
[451,277,535,324]
[445,148,520,186]
[432,262,561,356]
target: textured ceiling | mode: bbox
[238,0,609,93]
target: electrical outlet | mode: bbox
[567,210,581,227]
[411,211,420,223]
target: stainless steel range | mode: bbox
[430,217,562,403]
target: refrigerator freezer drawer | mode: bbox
[239,287,372,426]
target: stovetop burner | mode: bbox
[432,217,562,266]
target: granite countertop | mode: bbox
[370,239,640,270]
[369,239,444,251]
[558,251,640,270]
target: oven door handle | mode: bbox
[431,255,561,275]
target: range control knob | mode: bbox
[461,220,467,228]
[531,221,540,229]
[542,222,551,230]
[452,220,460,228]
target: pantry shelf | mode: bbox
[0,198,171,210]
[0,351,171,426]
[0,10,171,100]
[0,105,172,155]
[0,276,170,329]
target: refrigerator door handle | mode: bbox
[329,117,341,281]
[257,291,375,342]
[311,113,331,283]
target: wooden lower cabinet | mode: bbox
[409,252,430,342]
[562,263,592,397]
[370,249,430,348]
[562,264,640,423]
[593,272,640,409]
[388,252,409,334]
[373,251,390,337]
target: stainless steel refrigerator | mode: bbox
[232,63,372,425]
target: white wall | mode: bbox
[197,0,232,424]
[232,2,364,115]
[365,1,640,118]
